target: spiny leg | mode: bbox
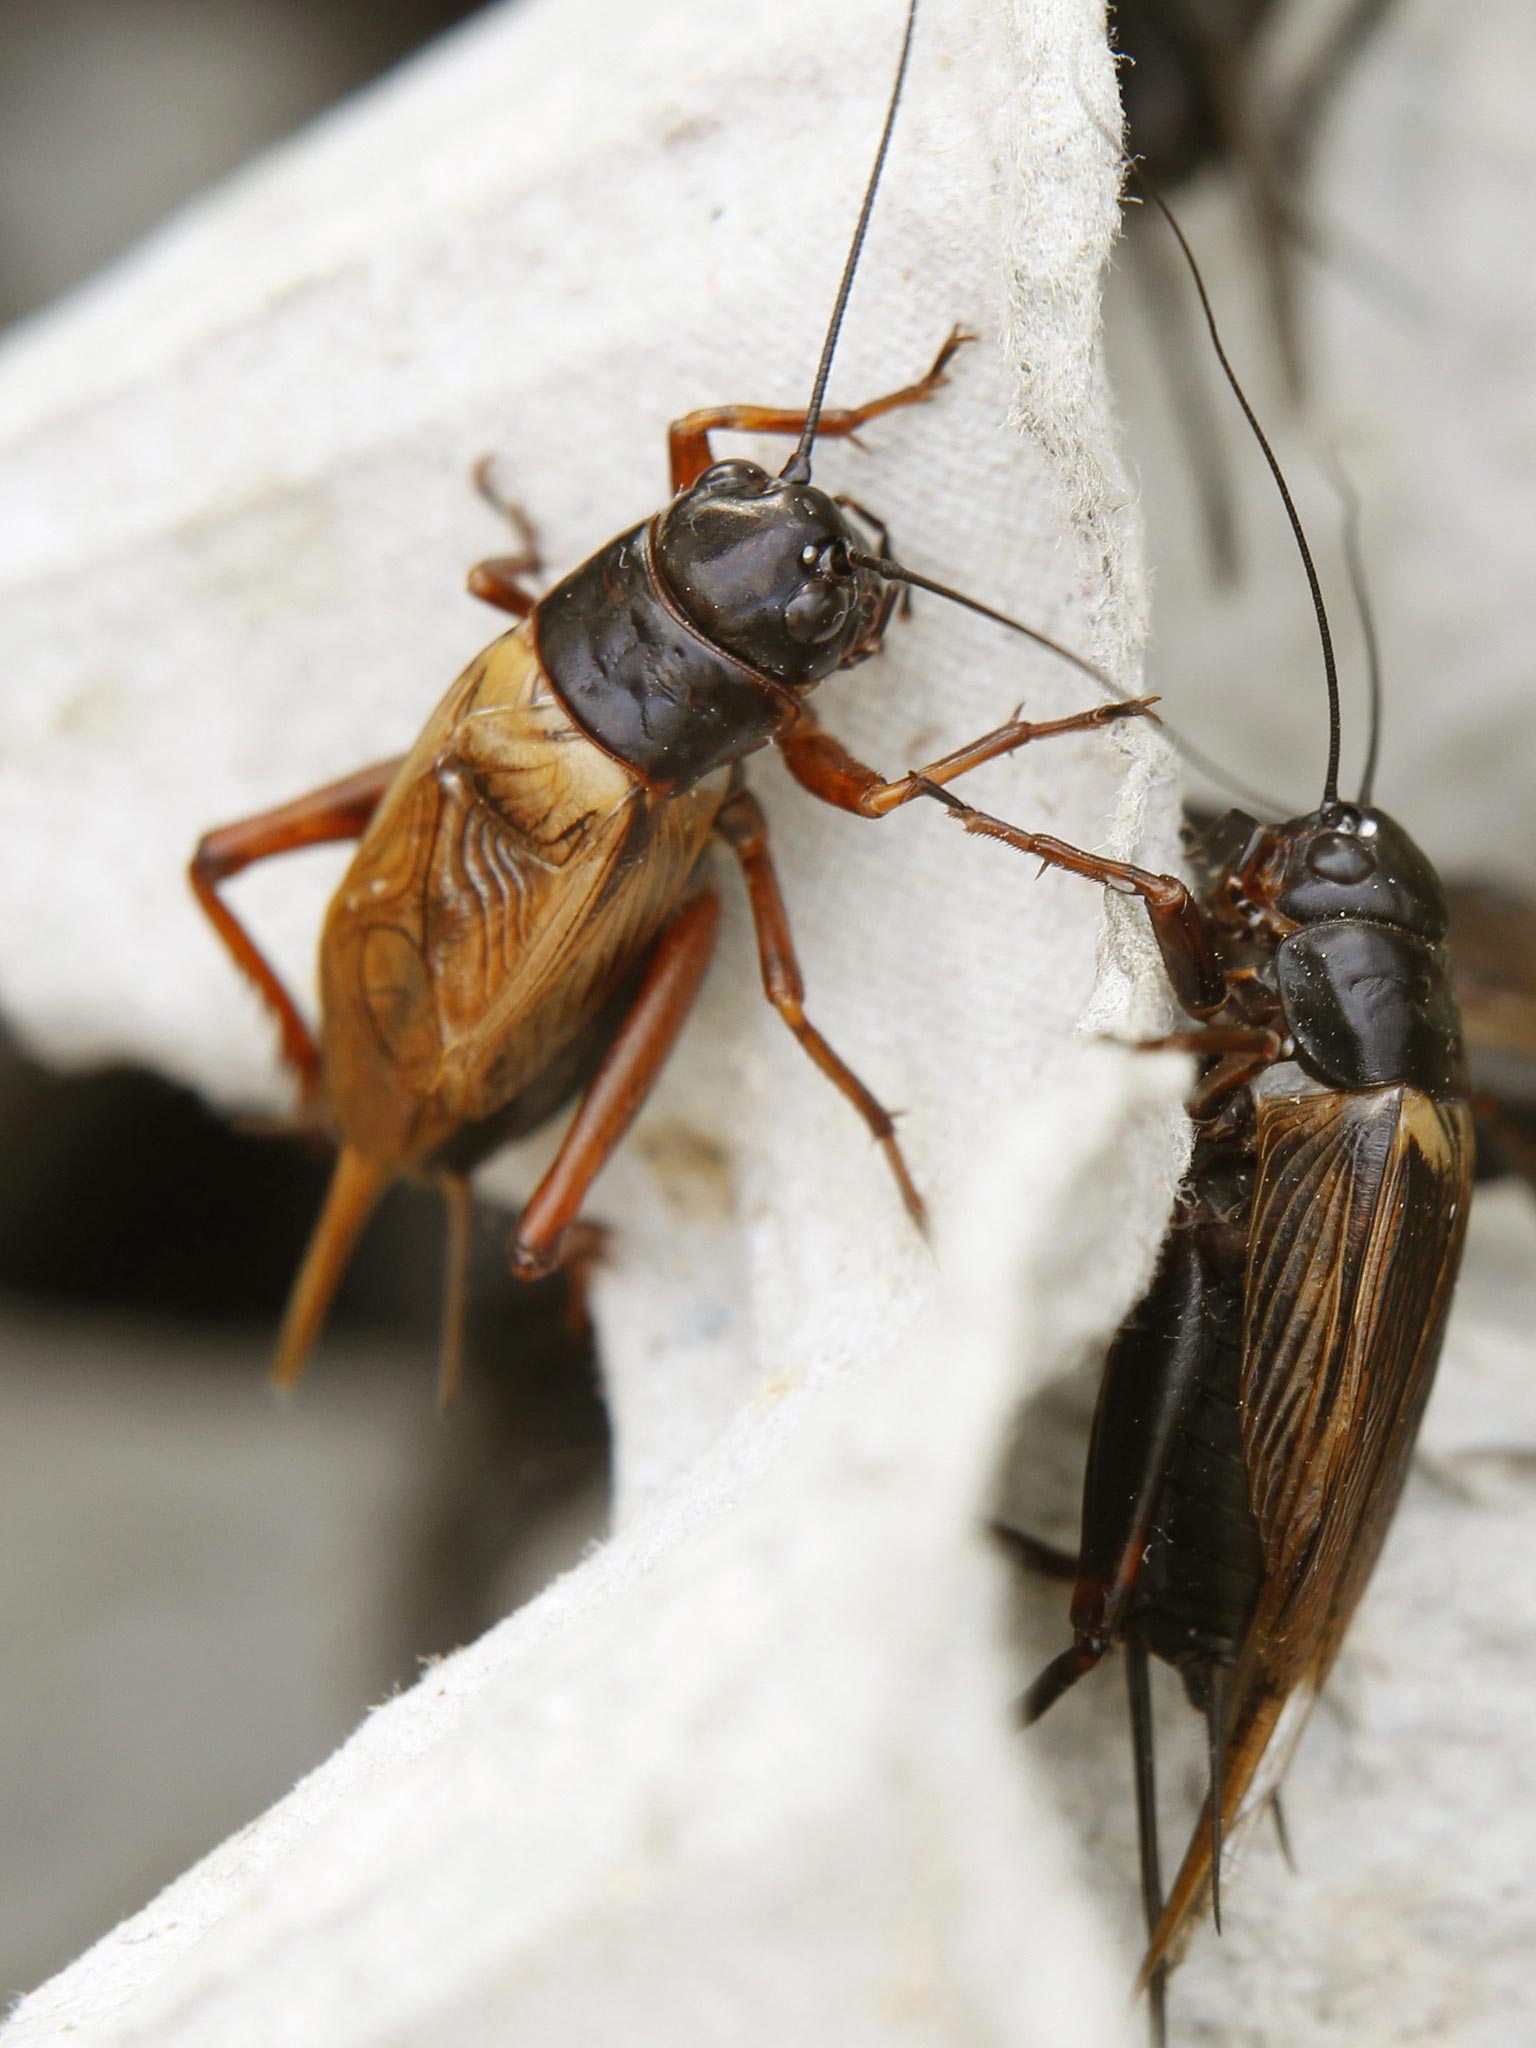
[507,889,721,1281]
[1277,0,1403,185]
[779,695,1158,818]
[919,782,1229,1018]
[190,758,403,1104]
[668,326,971,491]
[712,784,924,1232]
[1126,1639,1169,2048]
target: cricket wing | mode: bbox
[320,630,723,1164]
[1143,1082,1474,1975]
[434,754,722,1134]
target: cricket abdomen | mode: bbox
[1133,1292,1266,1701]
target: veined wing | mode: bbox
[321,631,724,1160]
[435,749,723,1131]
[1144,1081,1474,1975]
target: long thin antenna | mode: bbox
[1325,451,1384,804]
[846,548,1120,696]
[1164,724,1288,817]
[1124,158,1345,811]
[781,0,920,486]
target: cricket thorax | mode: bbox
[1267,805,1464,1096]
[534,520,801,794]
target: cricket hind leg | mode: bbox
[506,887,722,1281]
[667,326,971,491]
[1016,1233,1230,1716]
[190,758,404,1105]
[418,986,649,1369]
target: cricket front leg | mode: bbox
[919,782,1230,1020]
[712,785,925,1233]
[190,757,404,1101]
[668,328,971,491]
[777,695,1159,816]
[507,889,721,1280]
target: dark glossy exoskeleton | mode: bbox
[1185,820,1536,1192]
[188,0,1147,1394]
[950,770,1474,2045]
[933,161,1476,2044]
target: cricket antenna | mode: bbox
[1324,451,1384,805]
[781,0,920,486]
[845,548,1120,696]
[1125,158,1345,812]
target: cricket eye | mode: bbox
[695,460,765,495]
[785,576,852,645]
[1307,832,1375,885]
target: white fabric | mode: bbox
[5,0,1529,2040]
[0,0,1182,2042]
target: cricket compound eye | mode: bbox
[693,459,770,496]
[785,574,853,645]
[1275,805,1450,940]
[1306,831,1376,885]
